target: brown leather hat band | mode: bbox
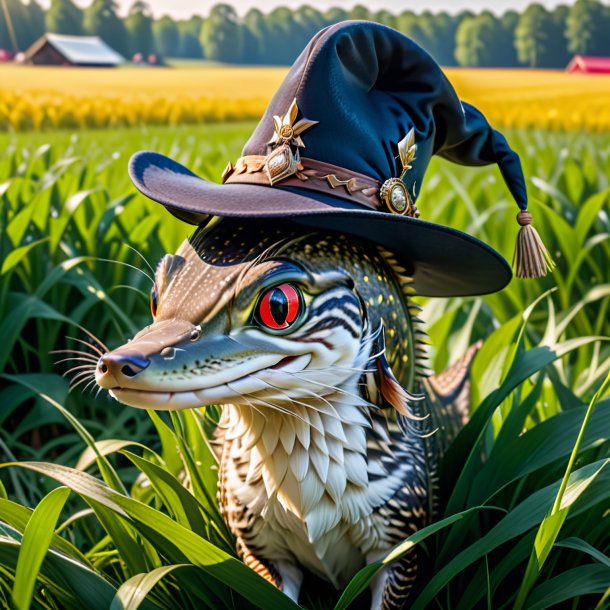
[222,155,383,211]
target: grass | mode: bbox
[1,65,610,131]
[0,122,609,608]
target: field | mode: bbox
[2,64,610,131]
[1,64,610,609]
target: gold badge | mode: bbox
[380,128,419,217]
[265,99,318,186]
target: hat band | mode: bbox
[222,155,385,212]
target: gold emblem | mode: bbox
[326,174,357,193]
[265,99,318,186]
[380,128,419,217]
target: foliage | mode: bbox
[124,0,154,59]
[84,0,128,58]
[515,4,568,69]
[199,4,242,64]
[152,16,179,61]
[0,123,609,608]
[44,0,83,37]
[0,0,44,53]
[566,0,610,56]
[4,0,610,68]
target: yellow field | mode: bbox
[2,64,610,131]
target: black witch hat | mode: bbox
[129,21,554,297]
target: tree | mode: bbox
[373,10,396,29]
[549,4,570,67]
[200,4,242,63]
[499,10,521,66]
[84,0,128,56]
[455,12,505,67]
[26,0,46,45]
[566,0,610,56]
[515,4,554,67]
[416,11,460,65]
[396,11,428,51]
[242,8,268,64]
[323,7,348,26]
[153,15,180,59]
[266,7,300,64]
[177,16,203,59]
[45,0,83,36]
[349,5,370,21]
[0,0,44,51]
[125,0,155,58]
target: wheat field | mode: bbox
[2,64,610,131]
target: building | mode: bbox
[24,34,125,67]
[566,55,610,74]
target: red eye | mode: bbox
[150,285,158,317]
[255,283,304,331]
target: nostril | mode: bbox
[97,352,149,380]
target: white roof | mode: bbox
[45,33,124,65]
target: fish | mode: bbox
[93,217,475,608]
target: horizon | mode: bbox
[36,0,585,19]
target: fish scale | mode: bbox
[97,218,475,608]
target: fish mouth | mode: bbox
[107,353,312,410]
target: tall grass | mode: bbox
[0,124,609,608]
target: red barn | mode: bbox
[566,55,610,74]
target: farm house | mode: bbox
[566,55,610,74]
[23,33,124,67]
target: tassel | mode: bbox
[513,211,556,278]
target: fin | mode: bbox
[372,323,425,419]
[423,341,481,450]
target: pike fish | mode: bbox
[93,217,474,608]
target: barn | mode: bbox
[24,33,125,67]
[566,55,610,74]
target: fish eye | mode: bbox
[254,283,305,332]
[150,284,158,317]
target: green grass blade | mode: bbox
[556,537,610,569]
[412,459,610,610]
[525,564,610,610]
[3,461,301,610]
[513,371,610,610]
[334,506,498,610]
[11,486,71,610]
[110,564,188,610]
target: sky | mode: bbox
[65,0,577,19]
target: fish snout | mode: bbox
[96,351,150,389]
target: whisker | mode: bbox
[69,370,96,385]
[63,364,97,377]
[238,390,317,430]
[51,348,98,356]
[69,375,96,393]
[247,381,330,431]
[91,257,154,285]
[65,336,104,358]
[241,398,267,421]
[282,370,376,405]
[124,243,156,276]
[72,323,110,353]
[83,378,99,394]
[253,375,340,417]
[54,356,99,366]
[110,285,149,299]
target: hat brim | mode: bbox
[129,151,512,297]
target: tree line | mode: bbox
[2,0,610,67]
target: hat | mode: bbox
[129,21,554,297]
